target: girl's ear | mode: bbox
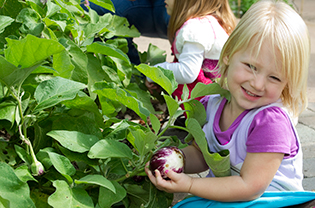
[223,56,229,65]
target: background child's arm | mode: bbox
[181,141,209,174]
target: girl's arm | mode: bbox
[150,42,205,84]
[146,150,284,202]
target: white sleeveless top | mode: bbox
[203,95,304,191]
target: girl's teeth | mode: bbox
[246,90,256,97]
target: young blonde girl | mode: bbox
[146,0,310,203]
[146,0,236,101]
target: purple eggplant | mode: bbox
[149,146,185,179]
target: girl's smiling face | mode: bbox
[165,0,175,15]
[224,39,287,114]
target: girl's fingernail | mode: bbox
[165,170,169,174]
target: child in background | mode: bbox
[145,0,236,101]
[146,0,310,202]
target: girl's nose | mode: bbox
[250,74,265,91]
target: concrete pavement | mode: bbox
[133,0,315,192]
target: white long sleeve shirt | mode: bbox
[148,15,229,84]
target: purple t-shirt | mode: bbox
[201,96,298,159]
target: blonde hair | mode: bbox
[218,0,310,117]
[167,0,236,42]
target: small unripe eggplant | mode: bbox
[149,146,185,179]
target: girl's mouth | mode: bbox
[243,87,260,98]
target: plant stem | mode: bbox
[115,169,145,182]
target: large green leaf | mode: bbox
[47,152,76,177]
[4,34,64,68]
[98,181,126,208]
[86,42,130,64]
[47,130,99,153]
[48,180,94,208]
[56,38,88,84]
[94,82,151,121]
[62,91,105,128]
[0,56,42,88]
[135,64,178,95]
[88,139,133,159]
[0,162,35,207]
[0,0,24,18]
[186,118,230,177]
[75,175,115,193]
[33,76,86,113]
[190,82,231,101]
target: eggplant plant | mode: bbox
[0,0,230,207]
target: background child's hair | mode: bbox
[167,0,236,42]
[218,0,310,117]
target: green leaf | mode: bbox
[33,76,86,113]
[14,145,31,165]
[104,120,130,140]
[186,118,230,177]
[0,15,14,33]
[51,112,103,138]
[105,14,141,38]
[4,34,64,68]
[183,99,207,126]
[16,8,44,36]
[47,130,99,153]
[98,181,126,208]
[48,180,94,208]
[75,175,115,193]
[150,113,161,134]
[0,0,24,18]
[47,152,76,177]
[145,43,167,66]
[0,100,16,125]
[86,42,130,64]
[0,56,42,88]
[0,142,17,166]
[163,94,179,117]
[94,82,151,121]
[128,129,157,156]
[14,165,37,183]
[62,91,105,128]
[52,49,75,80]
[0,162,35,207]
[135,64,178,95]
[57,38,89,84]
[88,0,115,12]
[190,82,231,101]
[88,139,133,159]
[126,83,156,114]
[30,190,51,208]
[125,182,173,208]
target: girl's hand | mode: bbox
[145,80,161,94]
[145,162,193,193]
